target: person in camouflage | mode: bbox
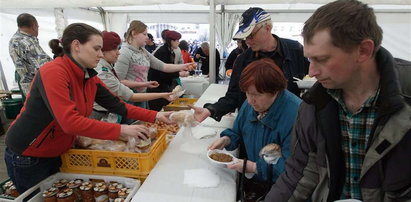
[9,13,51,97]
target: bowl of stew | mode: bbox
[207,149,238,168]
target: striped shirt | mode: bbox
[327,89,379,200]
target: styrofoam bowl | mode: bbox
[207,149,238,168]
[295,80,316,89]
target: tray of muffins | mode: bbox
[15,172,140,202]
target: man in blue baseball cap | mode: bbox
[192,7,309,122]
[232,7,272,40]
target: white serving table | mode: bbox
[180,76,210,97]
[132,84,238,202]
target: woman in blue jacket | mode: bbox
[209,59,301,200]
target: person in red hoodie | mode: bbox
[4,23,173,193]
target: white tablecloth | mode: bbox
[193,83,227,107]
[132,84,237,202]
[180,76,210,97]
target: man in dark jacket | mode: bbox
[264,0,411,201]
[194,42,221,82]
[225,40,247,71]
[193,7,309,121]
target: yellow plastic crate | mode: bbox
[163,98,198,111]
[60,130,167,182]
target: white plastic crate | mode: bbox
[0,197,14,202]
[14,172,140,202]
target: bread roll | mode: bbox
[171,85,185,98]
[105,140,127,152]
[259,143,282,164]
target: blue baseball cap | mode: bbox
[233,7,271,40]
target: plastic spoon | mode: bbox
[293,77,302,81]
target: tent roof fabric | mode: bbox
[2,0,411,8]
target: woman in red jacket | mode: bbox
[4,23,172,193]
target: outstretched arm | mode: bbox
[129,92,175,102]
[120,80,159,89]
[162,63,195,73]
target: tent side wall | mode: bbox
[0,9,57,91]
[376,12,411,60]
[0,8,103,90]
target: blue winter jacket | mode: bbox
[221,90,301,183]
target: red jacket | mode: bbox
[5,55,157,157]
[181,50,192,64]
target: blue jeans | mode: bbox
[4,147,61,193]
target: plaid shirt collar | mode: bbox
[326,88,380,114]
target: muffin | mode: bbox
[56,188,76,202]
[108,182,120,201]
[67,179,82,201]
[52,179,68,191]
[94,182,109,202]
[43,187,59,202]
[7,185,19,197]
[79,181,94,202]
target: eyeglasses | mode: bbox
[246,25,264,40]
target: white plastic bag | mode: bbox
[169,110,199,127]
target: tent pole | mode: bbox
[98,7,108,31]
[0,61,8,91]
[54,8,66,39]
[221,5,226,55]
[209,0,216,84]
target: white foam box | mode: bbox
[14,172,140,202]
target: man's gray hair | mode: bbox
[200,42,209,49]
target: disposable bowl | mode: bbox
[295,80,316,89]
[207,149,238,168]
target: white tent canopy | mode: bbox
[2,0,411,8]
[1,0,410,90]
